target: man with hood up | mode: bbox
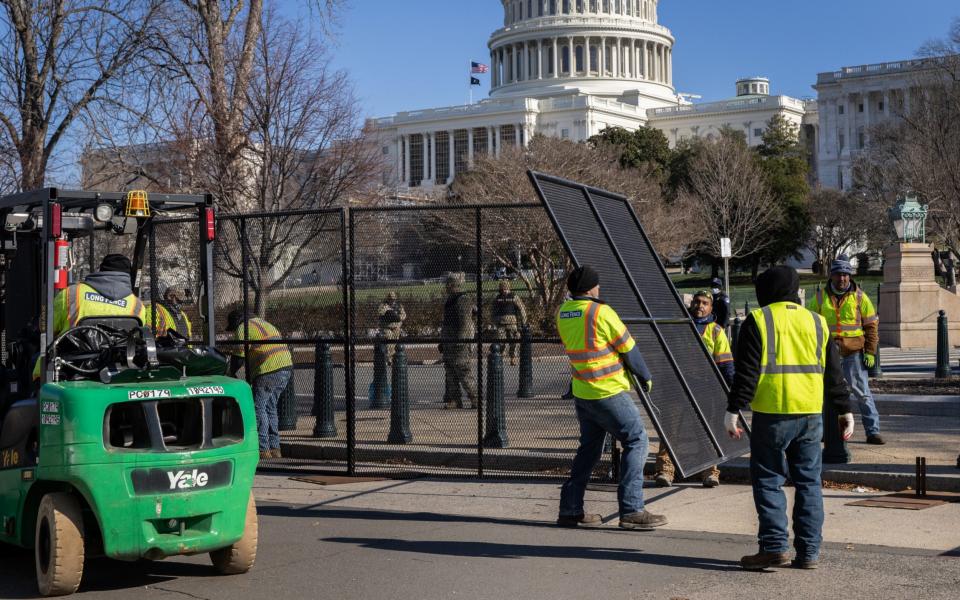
[52,254,146,337]
[725,266,853,571]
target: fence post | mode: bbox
[730,316,742,359]
[370,337,391,409]
[517,325,533,398]
[483,344,509,448]
[936,310,951,379]
[312,342,337,438]
[868,285,883,378]
[388,343,412,443]
[277,373,298,431]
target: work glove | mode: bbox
[642,379,653,394]
[839,413,855,441]
[724,412,743,439]
[863,353,876,368]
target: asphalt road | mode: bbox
[1,498,956,600]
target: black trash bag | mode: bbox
[154,331,229,376]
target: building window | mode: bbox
[575,45,584,73]
[838,133,845,151]
[561,128,570,139]
[838,167,844,190]
[409,134,424,187]
[453,130,469,175]
[473,127,488,157]
[547,47,554,74]
[435,132,450,183]
[550,0,557,15]
[857,127,865,149]
[753,128,763,137]
[382,146,389,155]
[528,0,533,18]
[563,0,570,13]
[501,124,517,148]
[838,105,844,115]
[878,101,884,112]
[561,46,570,73]
[858,103,864,113]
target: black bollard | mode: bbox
[370,337,391,409]
[517,325,533,398]
[730,316,742,359]
[822,396,851,464]
[484,344,509,448]
[744,300,750,317]
[312,342,337,438]
[277,374,298,431]
[935,310,951,379]
[868,286,883,378]
[388,343,412,443]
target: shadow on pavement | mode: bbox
[321,536,741,571]
[0,545,215,599]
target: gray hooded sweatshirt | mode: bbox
[83,271,134,300]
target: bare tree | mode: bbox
[443,135,677,329]
[0,0,164,190]
[214,15,380,315]
[855,20,960,257]
[807,188,887,271]
[680,132,783,263]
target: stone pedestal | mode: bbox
[879,243,960,348]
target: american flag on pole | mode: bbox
[471,61,489,74]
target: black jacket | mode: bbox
[727,266,851,414]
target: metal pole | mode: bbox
[868,285,883,378]
[723,256,730,313]
[476,207,484,477]
[935,310,950,379]
[483,343,508,448]
[388,344,412,443]
[312,342,337,438]
[517,325,533,398]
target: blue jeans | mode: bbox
[841,352,880,436]
[559,392,648,517]
[750,413,824,561]
[253,368,292,451]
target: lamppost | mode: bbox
[888,192,928,244]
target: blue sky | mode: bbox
[316,1,956,119]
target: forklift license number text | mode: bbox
[1,449,20,468]
[128,389,172,400]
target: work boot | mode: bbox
[866,434,886,445]
[556,513,603,528]
[271,448,283,459]
[792,557,819,570]
[654,473,672,487]
[739,551,790,570]
[259,450,272,460]
[702,475,720,488]
[618,510,667,531]
[510,356,518,366]
[444,400,458,409]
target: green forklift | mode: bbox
[0,189,260,595]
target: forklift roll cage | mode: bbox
[0,188,217,384]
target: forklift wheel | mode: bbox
[35,492,85,596]
[210,493,258,575]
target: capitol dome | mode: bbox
[488,0,676,105]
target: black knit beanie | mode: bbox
[567,265,600,294]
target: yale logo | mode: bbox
[167,469,209,490]
[559,310,583,319]
[84,292,128,308]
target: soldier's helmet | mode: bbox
[498,280,510,292]
[386,291,397,303]
[445,272,465,289]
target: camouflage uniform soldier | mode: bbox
[491,280,527,365]
[440,273,477,409]
[377,291,406,362]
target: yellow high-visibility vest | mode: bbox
[53,283,146,337]
[557,298,636,400]
[145,303,193,338]
[807,287,877,340]
[233,318,293,378]
[702,322,733,364]
[751,302,829,415]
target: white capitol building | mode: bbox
[370,0,818,192]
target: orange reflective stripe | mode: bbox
[71,284,82,326]
[611,329,633,353]
[714,353,733,363]
[571,362,624,381]
[863,314,878,325]
[584,302,600,349]
[565,346,615,361]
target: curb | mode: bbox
[277,442,960,493]
[874,394,960,418]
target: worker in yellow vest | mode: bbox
[227,309,293,460]
[726,266,853,571]
[556,265,666,532]
[144,280,193,338]
[807,255,884,445]
[655,290,734,488]
[36,254,146,381]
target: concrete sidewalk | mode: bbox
[278,393,960,492]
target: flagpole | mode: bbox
[469,61,473,105]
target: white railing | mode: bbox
[489,15,673,41]
[650,95,807,117]
[368,98,537,128]
[816,57,946,83]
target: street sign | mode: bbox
[720,237,732,258]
